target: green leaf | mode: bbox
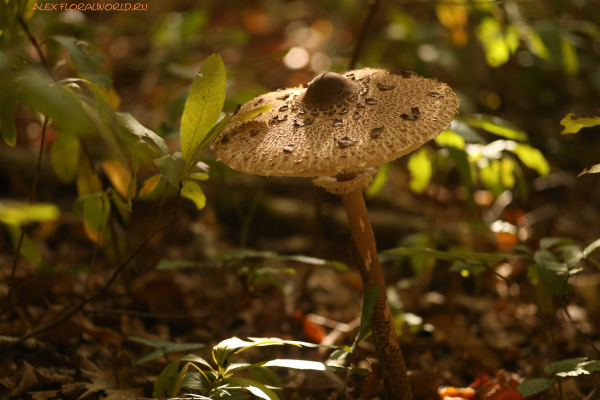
[435,130,465,149]
[128,336,174,348]
[510,143,549,176]
[107,188,130,224]
[53,36,112,89]
[353,285,380,351]
[157,259,201,270]
[238,104,272,121]
[225,377,279,400]
[0,90,17,147]
[583,238,600,259]
[126,156,139,212]
[540,237,574,250]
[139,175,162,197]
[77,157,102,197]
[5,225,42,265]
[408,148,432,193]
[560,113,600,135]
[0,201,60,226]
[51,133,80,183]
[556,359,600,377]
[475,17,510,67]
[133,348,166,366]
[466,114,528,141]
[524,28,550,60]
[506,25,519,54]
[154,155,187,187]
[248,366,282,388]
[171,361,191,397]
[366,162,391,199]
[19,73,89,134]
[516,378,554,397]
[535,251,572,296]
[383,247,507,263]
[153,360,181,398]
[116,112,169,156]
[180,53,226,167]
[578,164,600,177]
[189,172,209,181]
[89,85,127,165]
[480,159,503,198]
[190,111,232,168]
[544,357,588,376]
[181,372,212,393]
[182,180,207,210]
[561,37,579,77]
[79,193,111,243]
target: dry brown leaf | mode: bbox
[30,390,60,400]
[11,360,38,397]
[80,352,143,400]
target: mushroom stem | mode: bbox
[340,187,413,400]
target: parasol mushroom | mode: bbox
[212,68,459,400]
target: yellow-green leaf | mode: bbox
[467,115,528,141]
[154,155,186,187]
[51,133,80,183]
[525,28,550,60]
[102,160,130,198]
[180,53,226,167]
[511,143,550,176]
[76,156,103,196]
[560,113,600,135]
[480,159,503,198]
[561,37,579,77]
[188,172,209,181]
[239,104,272,121]
[0,201,60,226]
[366,162,391,199]
[475,17,509,67]
[139,175,162,197]
[435,130,465,149]
[181,180,206,210]
[408,148,432,194]
[501,157,516,188]
[6,225,42,265]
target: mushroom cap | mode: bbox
[212,68,459,177]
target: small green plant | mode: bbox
[128,336,205,366]
[560,112,600,176]
[517,358,600,397]
[150,337,366,400]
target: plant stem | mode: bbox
[340,187,413,400]
[349,0,382,70]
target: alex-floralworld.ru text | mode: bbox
[33,3,148,11]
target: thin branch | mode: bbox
[84,195,107,295]
[558,297,600,356]
[349,0,382,70]
[83,308,209,319]
[17,15,55,81]
[9,184,184,348]
[0,116,49,320]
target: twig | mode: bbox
[17,15,55,81]
[558,295,600,356]
[349,0,382,70]
[83,308,209,319]
[0,117,50,320]
[9,184,184,348]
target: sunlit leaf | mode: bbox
[139,175,162,197]
[366,162,391,199]
[116,112,169,156]
[561,37,579,77]
[79,192,111,244]
[510,143,550,176]
[181,180,206,210]
[475,17,510,67]
[53,36,112,89]
[102,160,130,198]
[0,201,60,226]
[238,104,273,121]
[480,159,503,198]
[544,358,588,376]
[501,158,516,188]
[524,28,550,60]
[435,0,468,47]
[435,130,465,149]
[466,114,528,141]
[408,148,432,193]
[582,238,600,259]
[154,154,187,187]
[189,172,209,181]
[51,132,80,183]
[578,164,600,177]
[225,377,279,400]
[560,113,600,135]
[171,362,191,397]
[516,378,554,397]
[506,25,519,54]
[180,54,226,168]
[5,225,42,265]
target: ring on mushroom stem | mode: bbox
[212,68,459,400]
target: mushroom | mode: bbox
[212,68,459,400]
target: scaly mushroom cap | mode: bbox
[212,68,459,177]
